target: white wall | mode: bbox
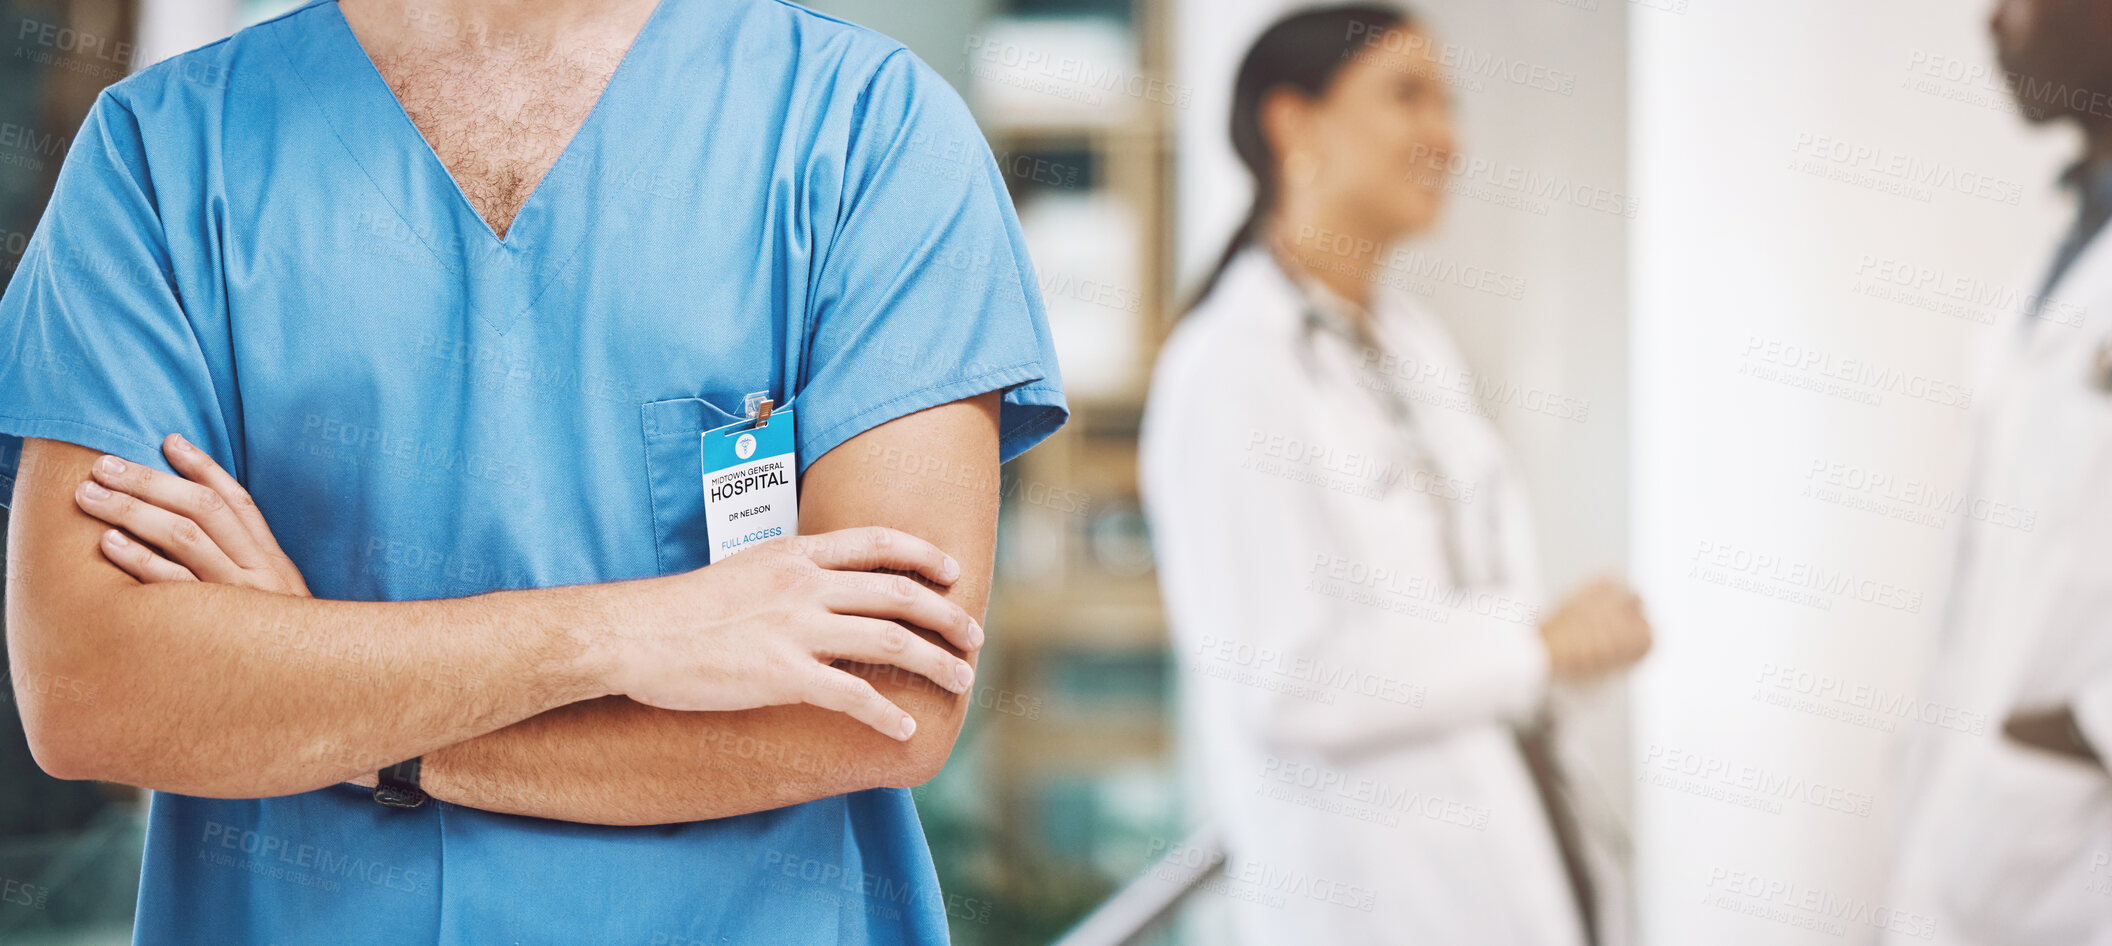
[1629,1,2072,943]
[804,0,1000,95]
[135,0,237,69]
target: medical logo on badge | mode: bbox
[735,432,758,460]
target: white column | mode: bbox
[134,0,238,70]
[1629,1,2069,943]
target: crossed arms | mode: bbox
[4,392,1001,825]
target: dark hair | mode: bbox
[1186,4,1412,312]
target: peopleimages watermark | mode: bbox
[1,877,49,910]
[1739,335,1974,411]
[1900,50,2044,121]
[1404,145,1637,219]
[1752,662,1988,736]
[1637,743,1874,818]
[1342,20,1577,97]
[1787,132,2024,207]
[1242,425,1480,505]
[299,412,532,491]
[1904,48,2112,122]
[750,848,991,928]
[1802,457,2036,533]
[1304,552,1540,627]
[355,532,537,596]
[1288,224,1530,301]
[1337,333,1593,426]
[1687,539,1925,614]
[854,442,1092,518]
[14,17,223,88]
[0,665,100,706]
[16,16,139,76]
[0,121,66,173]
[1192,630,1427,706]
[413,329,637,407]
[1258,756,1492,830]
[961,34,1191,109]
[1851,252,2087,329]
[1702,866,1937,940]
[198,821,427,896]
[1142,835,1378,914]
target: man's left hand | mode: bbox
[71,433,312,597]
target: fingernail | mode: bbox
[898,716,917,740]
[954,662,975,691]
[941,556,961,582]
[104,529,128,547]
[169,433,192,451]
[969,620,986,649]
[80,481,110,500]
[95,455,124,474]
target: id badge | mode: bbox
[700,406,798,563]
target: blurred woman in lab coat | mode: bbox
[1139,6,1651,944]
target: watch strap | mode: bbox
[373,757,427,809]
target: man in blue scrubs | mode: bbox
[0,0,1065,941]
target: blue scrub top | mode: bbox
[0,0,1067,941]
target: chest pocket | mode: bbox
[640,396,748,575]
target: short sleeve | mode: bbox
[793,48,1068,474]
[0,92,233,508]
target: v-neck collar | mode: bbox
[271,0,675,334]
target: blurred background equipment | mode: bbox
[817,2,1185,942]
[1,1,146,942]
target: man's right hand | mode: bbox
[1538,576,1652,681]
[597,527,984,741]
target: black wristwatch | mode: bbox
[373,757,427,809]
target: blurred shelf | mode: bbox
[966,4,1182,931]
[983,119,1172,149]
[990,719,1168,774]
[990,607,1164,649]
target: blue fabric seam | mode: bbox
[641,402,671,574]
[995,379,1068,442]
[497,0,692,337]
[0,418,169,511]
[263,11,462,280]
[798,359,1047,472]
[799,46,913,394]
[0,413,170,459]
[763,0,909,41]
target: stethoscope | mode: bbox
[1276,255,1614,923]
[2025,174,2112,391]
[1274,247,1507,590]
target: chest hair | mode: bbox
[369,36,631,238]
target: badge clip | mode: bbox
[742,391,775,427]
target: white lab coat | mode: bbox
[1139,248,1587,945]
[1884,224,2112,945]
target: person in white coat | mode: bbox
[1139,6,1652,944]
[1885,1,2112,942]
